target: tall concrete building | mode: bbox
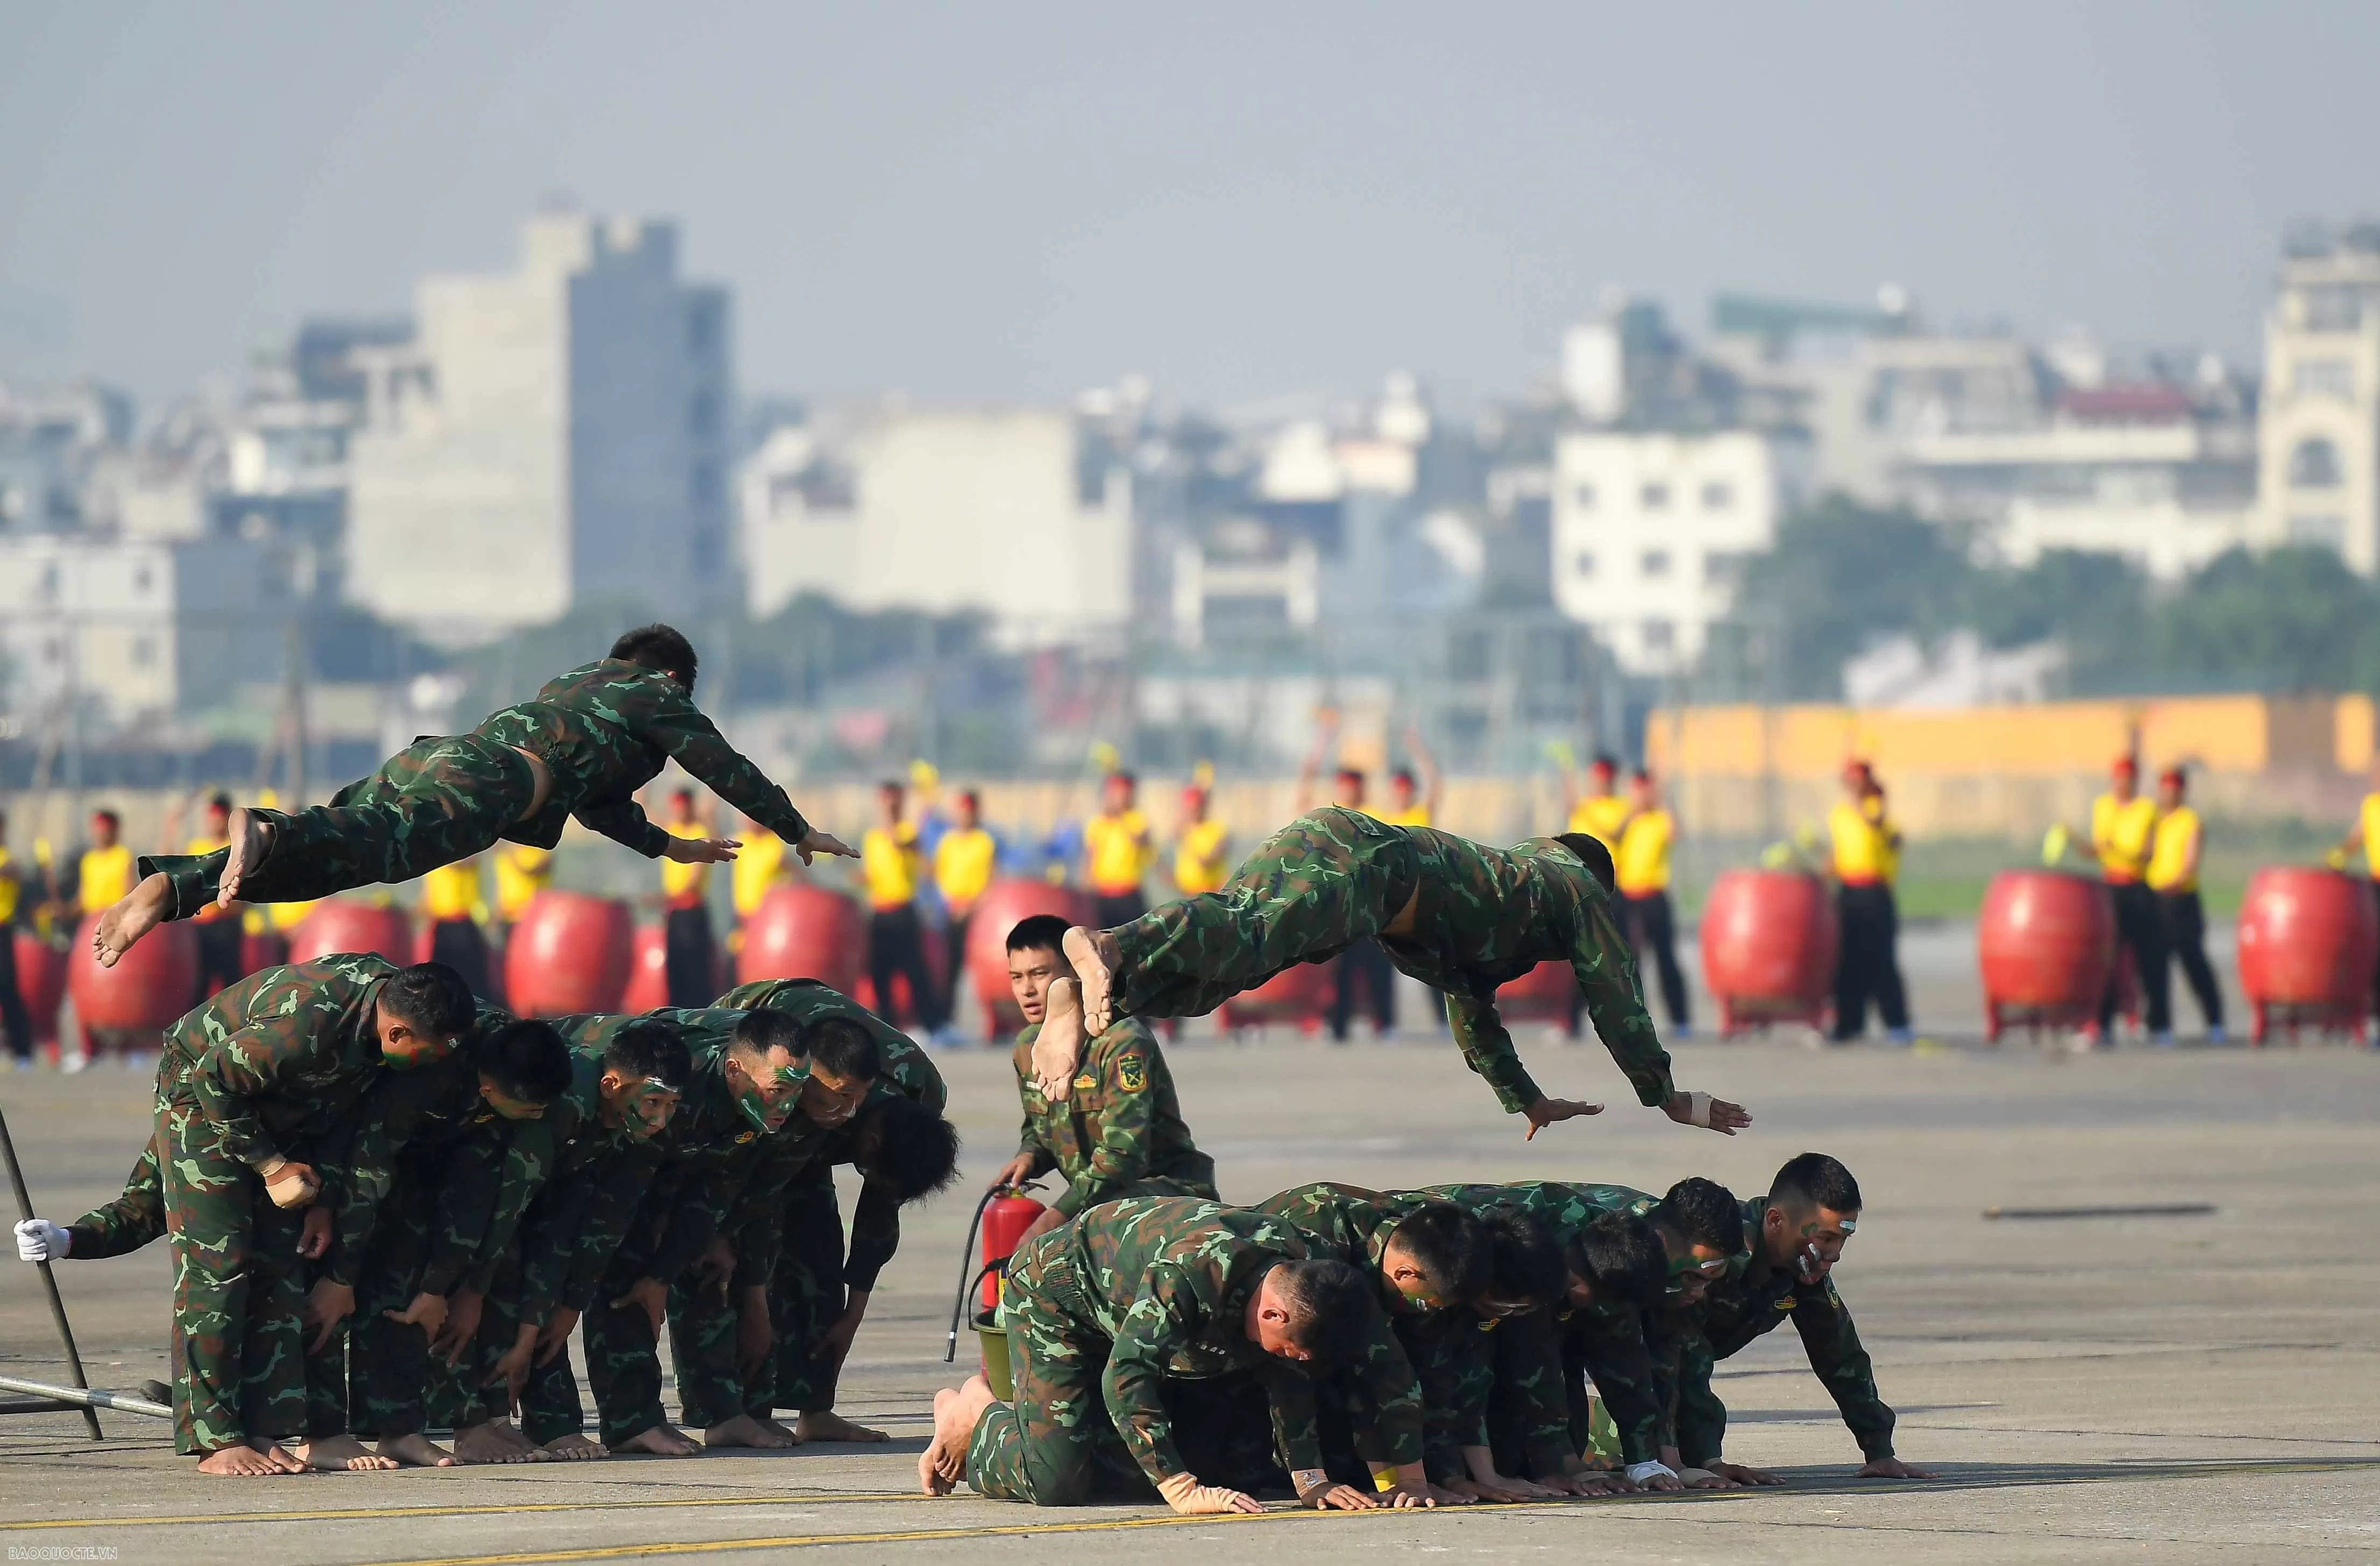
[2253,225,2380,572]
[347,211,733,640]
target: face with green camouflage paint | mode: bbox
[726,1045,808,1133]
[599,1069,681,1138]
[1663,1243,1735,1302]
[374,1005,457,1072]
[1764,1202,1858,1282]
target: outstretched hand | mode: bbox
[1522,1096,1605,1141]
[662,834,741,865]
[1665,1092,1752,1135]
[794,830,860,865]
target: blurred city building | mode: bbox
[2250,222,2380,570]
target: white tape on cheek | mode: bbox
[1688,1091,1713,1128]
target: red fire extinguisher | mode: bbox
[980,1193,1046,1311]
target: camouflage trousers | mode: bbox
[347,1164,487,1439]
[1399,1307,1502,1484]
[750,1161,850,1418]
[660,1267,749,1434]
[1480,1310,1589,1480]
[556,1248,706,1448]
[1110,807,1422,1022]
[1523,1307,1653,1469]
[139,733,537,921]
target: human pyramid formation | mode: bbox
[16,622,1934,1510]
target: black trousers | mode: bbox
[430,917,492,1001]
[866,904,939,1028]
[2150,890,2223,1031]
[943,910,974,1026]
[1623,890,1690,1029]
[2100,881,2172,1034]
[1090,890,1147,931]
[1831,882,1909,1039]
[0,931,33,1061]
[1331,937,1396,1040]
[193,919,245,1002]
[664,904,715,1010]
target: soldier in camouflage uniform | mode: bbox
[97,624,855,963]
[1047,806,1747,1140]
[156,955,476,1474]
[989,915,1217,1252]
[921,1197,1421,1515]
[1652,1153,1934,1486]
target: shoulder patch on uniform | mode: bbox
[1072,1073,1097,1092]
[1117,1054,1147,1093]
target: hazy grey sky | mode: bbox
[2,3,2374,413]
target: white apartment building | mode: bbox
[740,406,1131,645]
[346,211,734,641]
[2251,228,2380,572]
[1550,429,1807,675]
[0,533,280,727]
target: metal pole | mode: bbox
[0,1374,169,1420]
[0,1103,104,1438]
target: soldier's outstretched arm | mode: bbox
[1102,1267,1219,1487]
[1792,1281,1915,1474]
[1568,896,1752,1133]
[642,697,852,859]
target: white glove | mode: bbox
[15,1218,71,1262]
[1625,1459,1678,1484]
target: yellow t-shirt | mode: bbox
[2145,806,2201,894]
[934,827,997,912]
[1084,810,1153,896]
[662,819,711,904]
[269,899,318,933]
[732,831,786,919]
[0,846,19,925]
[78,844,134,908]
[1615,810,1673,897]
[2362,793,2380,878]
[2091,793,2159,883]
[1175,819,1233,895]
[1373,804,1433,828]
[422,858,482,923]
[493,845,553,922]
[862,823,921,910]
[1567,795,1633,851]
[1829,799,1897,885]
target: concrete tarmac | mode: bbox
[2,924,2372,1563]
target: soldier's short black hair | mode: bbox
[207,791,234,812]
[1005,914,1071,956]
[1554,833,1618,895]
[731,1007,805,1061]
[610,624,698,689]
[477,1019,573,1104]
[1383,1202,1492,1303]
[1658,1177,1746,1255]
[802,1015,882,1082]
[1267,1258,1380,1371]
[854,1096,961,1200]
[1480,1204,1568,1304]
[1770,1152,1862,1216]
[380,963,478,1039]
[1567,1209,1666,1309]
[1391,768,1417,789]
[605,1019,692,1088]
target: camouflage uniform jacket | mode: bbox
[715,977,949,1114]
[1253,1182,1438,1316]
[161,954,419,1171]
[513,1045,662,1321]
[1389,830,1674,1114]
[1011,1019,1215,1218]
[472,658,812,857]
[1020,1197,1412,1482]
[1658,1197,1895,1466]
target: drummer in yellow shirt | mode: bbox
[933,789,998,1030]
[2145,767,2222,1043]
[1081,771,1156,930]
[1564,754,1635,853]
[862,780,940,1029]
[0,806,33,1066]
[1614,769,1690,1036]
[1374,726,1441,829]
[175,792,245,1001]
[2087,756,2168,1044]
[420,854,492,998]
[69,809,135,924]
[1173,784,1232,896]
[2336,759,2380,1030]
[662,789,720,1008]
[1827,762,1912,1045]
[729,807,787,943]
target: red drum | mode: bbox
[13,931,69,1045]
[69,916,198,1032]
[621,923,671,1014]
[1700,869,1838,1037]
[736,884,865,997]
[287,901,413,966]
[1978,870,2115,1041]
[1496,959,1576,1032]
[1218,957,1335,1033]
[2235,867,2376,1044]
[503,891,634,1018]
[963,880,1095,1040]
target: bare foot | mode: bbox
[216,806,274,908]
[254,1439,308,1473]
[702,1413,796,1450]
[754,1414,802,1444]
[919,1375,996,1497]
[452,1420,542,1464]
[540,1433,608,1461]
[795,1408,888,1443]
[1032,977,1086,1101]
[376,1432,457,1468]
[293,1434,400,1472]
[1062,926,1120,1034]
[196,1444,288,1476]
[92,875,174,968]
[482,1419,551,1461]
[613,1423,701,1457]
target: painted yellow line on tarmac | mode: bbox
[0,1493,923,1532]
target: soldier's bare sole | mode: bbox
[614,1423,702,1457]
[702,1413,795,1450]
[919,1376,994,1496]
[196,1444,290,1477]
[1062,926,1120,1034]
[796,1409,887,1443]
[1032,976,1087,1099]
[91,874,173,967]
[452,1420,545,1463]
[294,1435,401,1472]
[539,1434,608,1461]
[215,805,274,908]
[376,1433,457,1468]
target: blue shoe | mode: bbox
[2150,1030,2175,1048]
[2205,1023,2227,1045]
[1886,1028,1915,1047]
